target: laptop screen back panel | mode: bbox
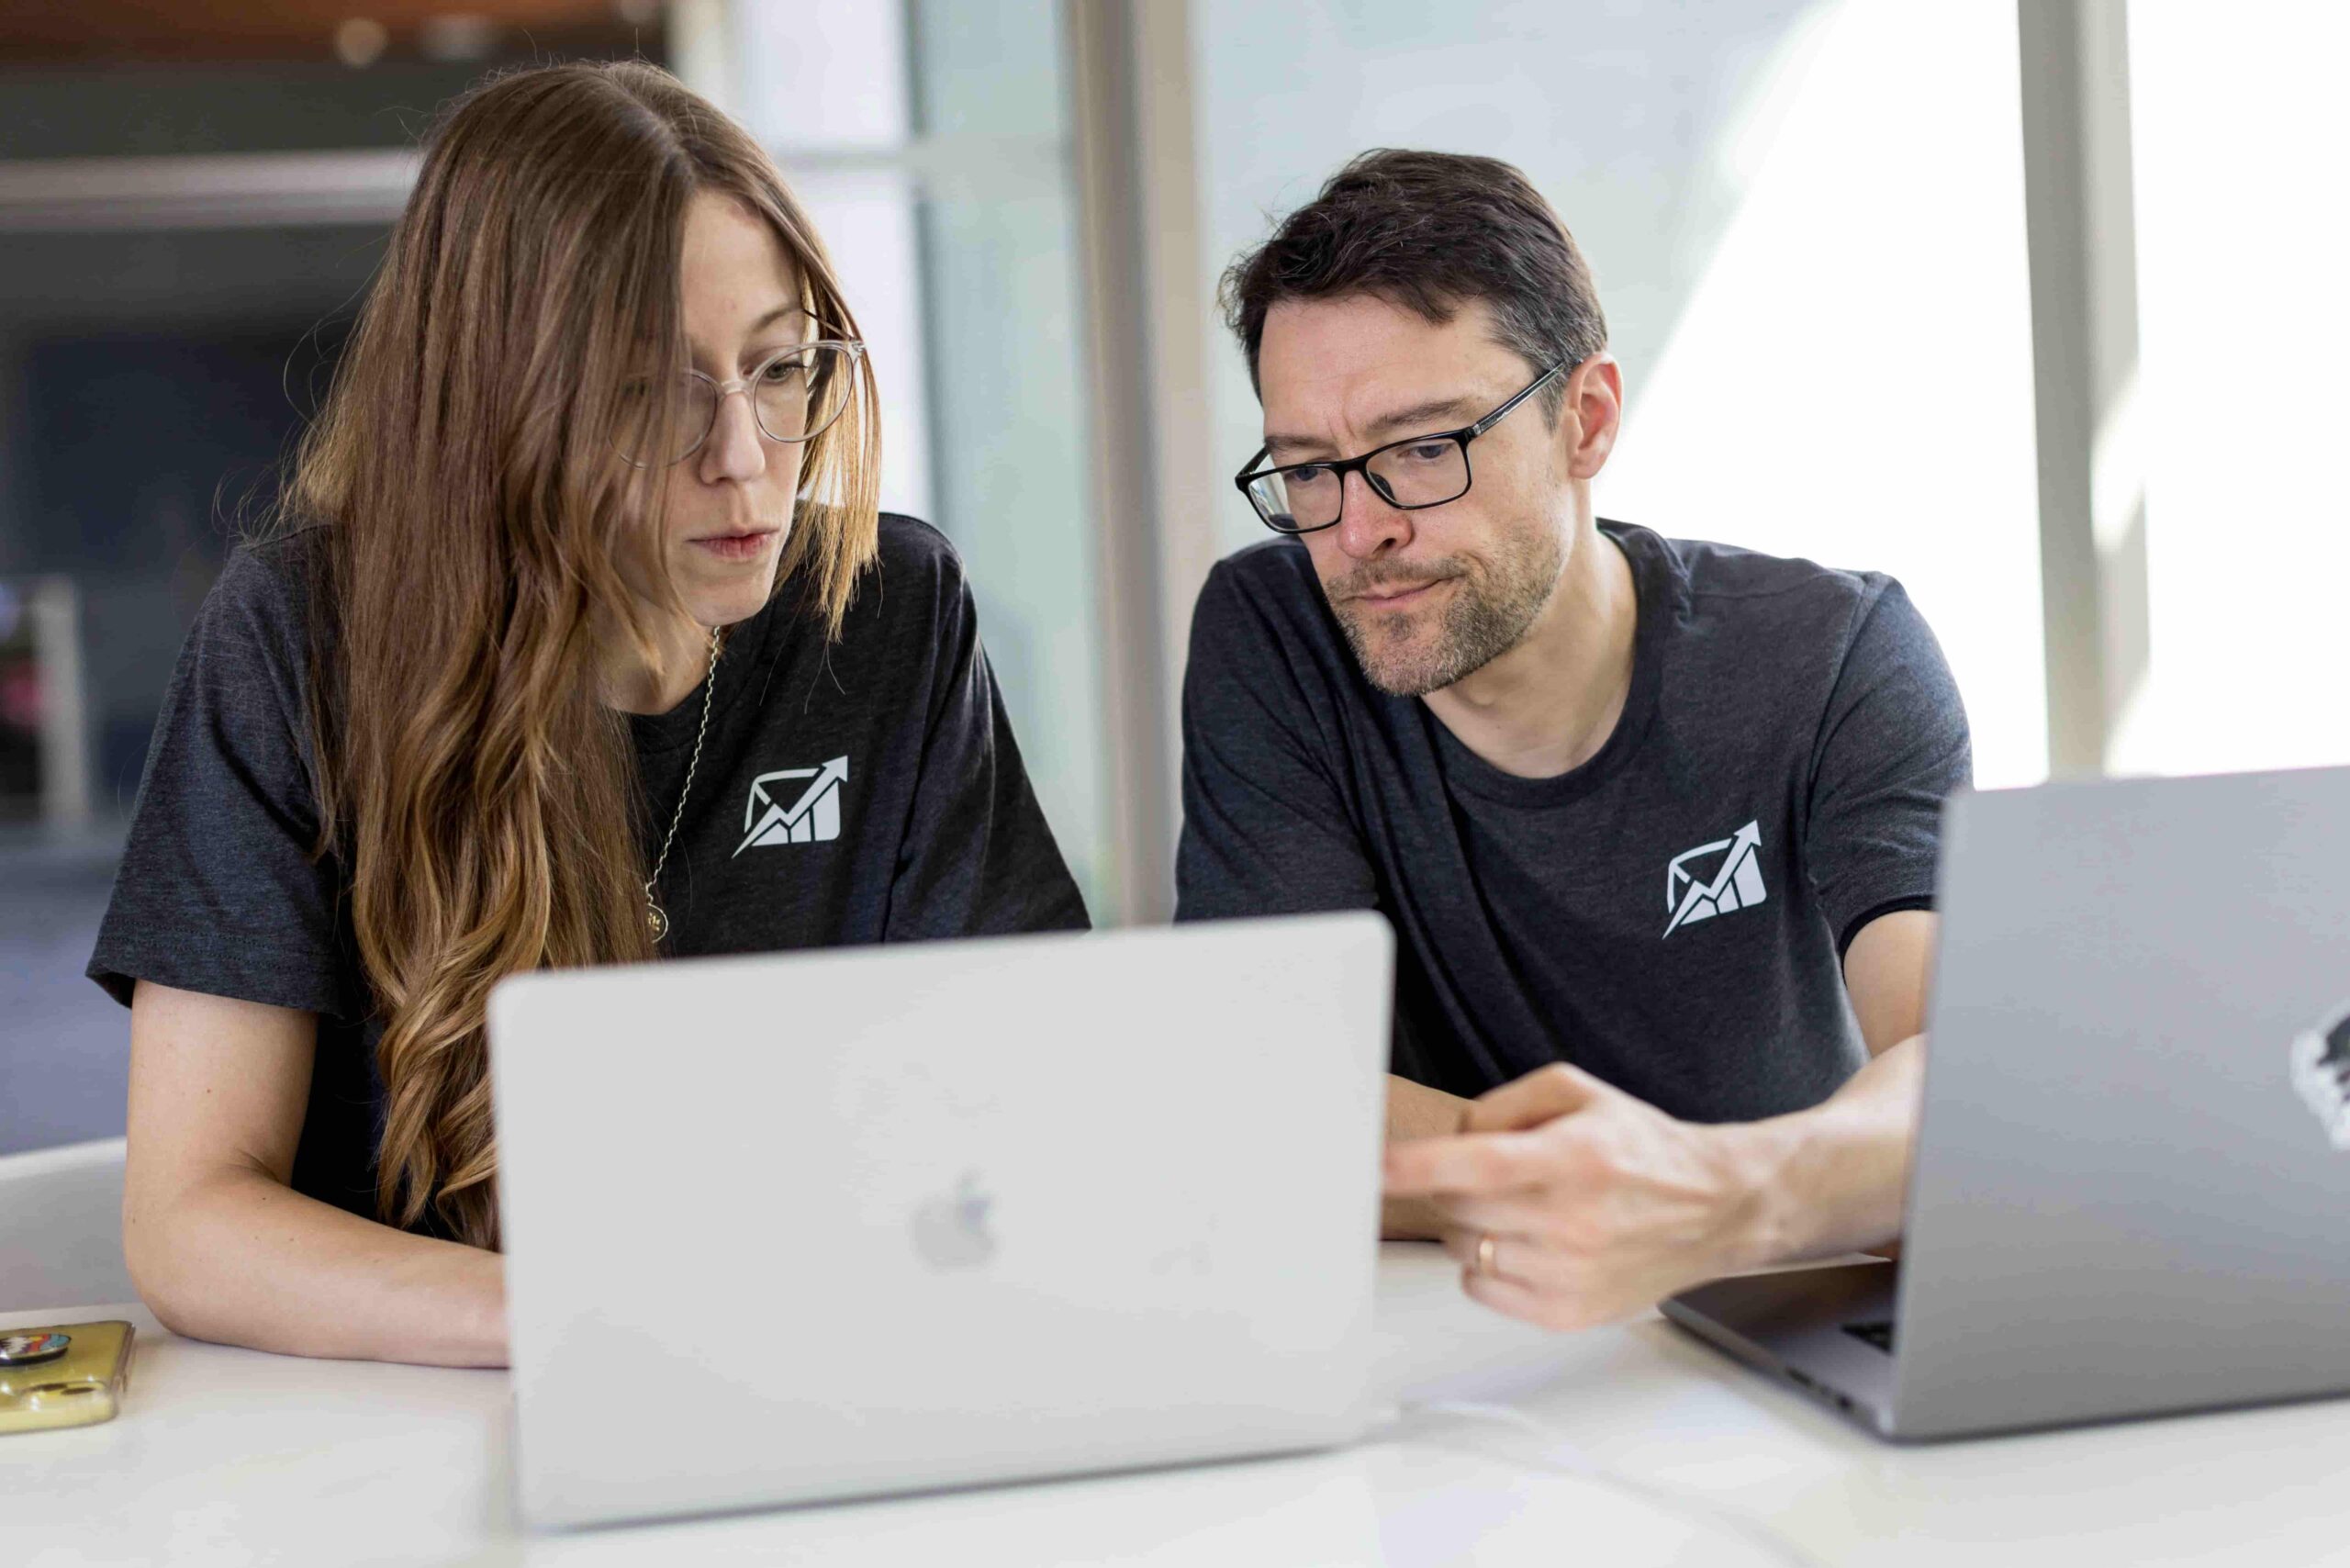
[489,913,1393,1526]
[1892,768,2350,1439]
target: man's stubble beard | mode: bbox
[1331,519,1567,699]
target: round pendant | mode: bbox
[646,902,669,942]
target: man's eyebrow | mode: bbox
[1263,393,1483,457]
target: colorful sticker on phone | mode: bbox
[0,1332,71,1366]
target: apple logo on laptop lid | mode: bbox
[912,1172,997,1271]
[2289,1003,2350,1151]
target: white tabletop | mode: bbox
[7,1245,2347,1567]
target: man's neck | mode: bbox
[1423,519,1638,780]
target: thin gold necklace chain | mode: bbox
[643,625,722,942]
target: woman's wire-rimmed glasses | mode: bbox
[1231,356,1572,534]
[617,339,866,468]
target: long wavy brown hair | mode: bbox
[274,61,881,1247]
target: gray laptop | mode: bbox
[488,913,1392,1528]
[1664,767,2350,1440]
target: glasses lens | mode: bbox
[1366,437,1470,509]
[617,373,718,466]
[1251,464,1342,532]
[751,343,856,444]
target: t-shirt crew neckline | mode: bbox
[1422,520,1678,810]
[627,585,789,755]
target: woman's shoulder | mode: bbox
[869,510,968,592]
[832,511,976,640]
[210,521,329,616]
[191,522,333,677]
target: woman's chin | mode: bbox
[677,555,782,628]
[704,587,775,631]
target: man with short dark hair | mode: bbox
[1177,150,1965,1330]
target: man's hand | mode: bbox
[1383,911,1933,1330]
[1382,1061,1780,1330]
[1382,1073,1474,1240]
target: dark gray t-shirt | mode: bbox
[89,513,1088,1232]
[1175,521,1970,1123]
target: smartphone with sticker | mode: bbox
[0,1321,136,1435]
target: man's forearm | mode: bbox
[1382,1073,1472,1239]
[1717,1035,1925,1270]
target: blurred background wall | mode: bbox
[4,0,2344,1155]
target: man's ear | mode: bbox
[1564,353,1623,481]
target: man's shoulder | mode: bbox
[1182,540,1378,746]
[1193,537,1335,644]
[1212,535,1321,591]
[1649,527,1889,605]
[1633,524,1902,646]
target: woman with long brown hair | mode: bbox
[85,61,1087,1366]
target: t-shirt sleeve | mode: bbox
[1174,558,1379,922]
[884,561,1091,939]
[1803,578,1973,958]
[85,546,360,1019]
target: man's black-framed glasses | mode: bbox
[1232,357,1572,535]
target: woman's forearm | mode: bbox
[127,1166,508,1366]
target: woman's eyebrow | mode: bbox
[746,301,811,335]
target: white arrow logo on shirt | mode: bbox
[734,756,849,856]
[1662,820,1766,938]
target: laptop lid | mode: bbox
[488,912,1393,1527]
[1889,767,2350,1438]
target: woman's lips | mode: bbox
[690,530,778,565]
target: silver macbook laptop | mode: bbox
[487,913,1393,1528]
[1664,766,2350,1440]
